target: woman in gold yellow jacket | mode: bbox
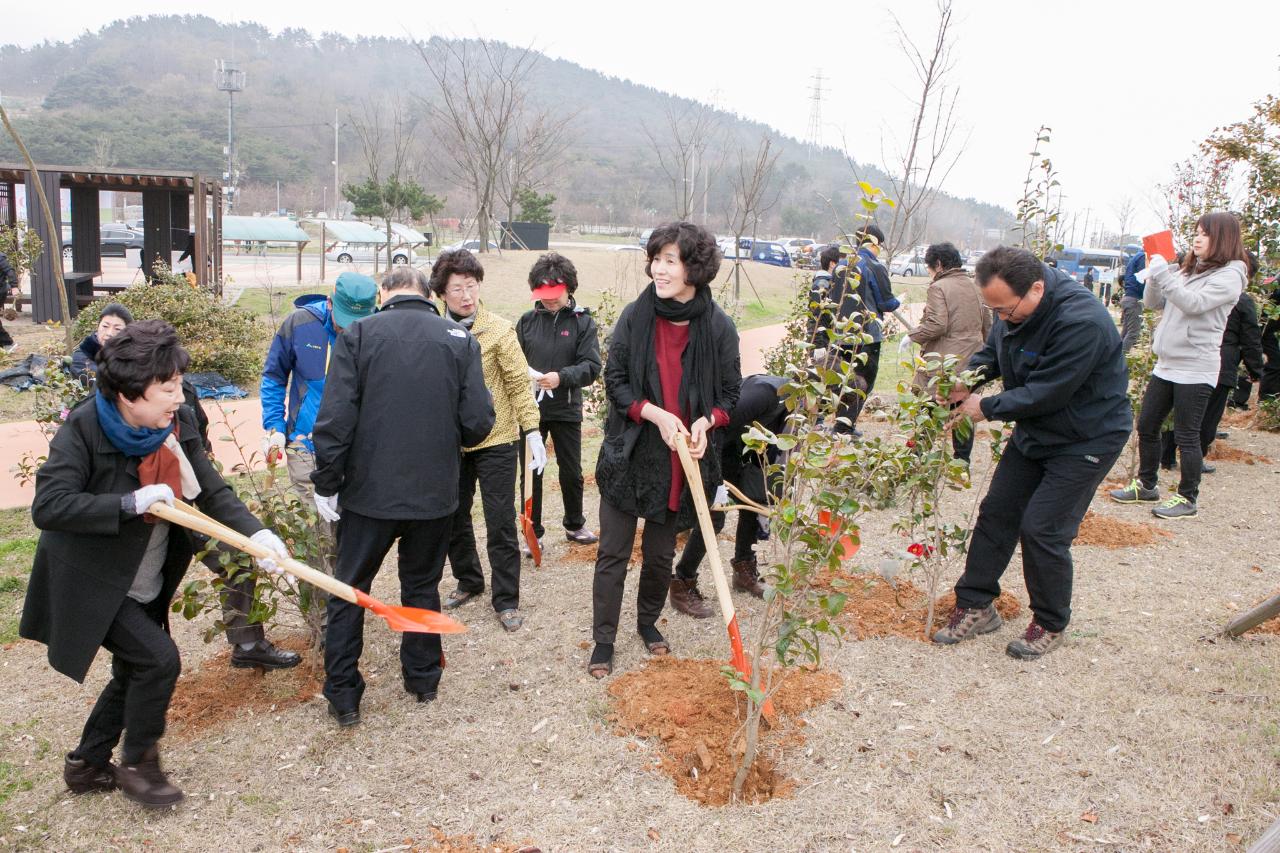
[431,250,545,631]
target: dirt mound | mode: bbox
[1220,409,1258,428]
[1075,510,1173,548]
[607,657,841,806]
[814,571,1021,641]
[424,829,536,853]
[1207,443,1273,464]
[168,635,322,735]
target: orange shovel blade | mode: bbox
[521,499,542,566]
[353,590,468,634]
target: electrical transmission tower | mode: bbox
[805,69,824,158]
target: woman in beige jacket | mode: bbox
[908,242,992,461]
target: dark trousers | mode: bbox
[448,441,521,612]
[1232,373,1253,408]
[1262,319,1280,401]
[1137,376,1212,501]
[955,441,1118,633]
[834,341,880,432]
[74,597,181,766]
[953,428,975,463]
[593,499,680,645]
[1120,296,1143,354]
[323,510,451,710]
[191,534,265,646]
[1160,383,1231,466]
[526,420,586,537]
[675,510,757,580]
[0,289,11,347]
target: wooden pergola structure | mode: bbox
[0,164,223,323]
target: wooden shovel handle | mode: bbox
[150,501,357,606]
[523,439,535,503]
[723,481,773,516]
[673,435,736,629]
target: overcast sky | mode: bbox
[8,0,1280,238]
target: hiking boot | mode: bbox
[731,557,765,597]
[566,527,599,545]
[1005,622,1064,659]
[114,746,184,808]
[1152,494,1198,519]
[1109,479,1160,504]
[932,604,1002,645]
[64,753,117,794]
[669,576,714,619]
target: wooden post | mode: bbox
[1225,592,1280,638]
[1247,815,1280,852]
[193,175,208,290]
[296,241,304,283]
[320,222,326,283]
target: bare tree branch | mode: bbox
[642,101,723,221]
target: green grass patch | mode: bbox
[0,761,33,807]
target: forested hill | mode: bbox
[0,15,1010,241]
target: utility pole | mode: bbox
[276,180,281,214]
[701,144,708,223]
[214,60,246,214]
[332,108,341,218]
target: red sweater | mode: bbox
[627,318,728,511]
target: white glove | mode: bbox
[713,484,729,507]
[250,529,295,582]
[314,492,341,523]
[130,484,174,514]
[261,430,286,459]
[528,366,553,403]
[1148,253,1168,271]
[526,431,547,475]
[812,347,828,363]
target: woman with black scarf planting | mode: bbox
[589,221,741,678]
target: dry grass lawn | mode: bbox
[2,408,1279,851]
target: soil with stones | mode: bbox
[607,657,841,805]
[815,570,1022,641]
[1075,510,1174,548]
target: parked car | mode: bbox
[716,236,752,259]
[749,241,792,268]
[61,224,145,262]
[442,239,499,253]
[776,237,817,260]
[962,250,985,274]
[891,250,930,277]
[325,243,418,265]
[638,228,654,248]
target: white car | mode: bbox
[325,243,417,265]
[891,251,930,277]
[443,239,499,253]
[716,236,751,259]
[776,237,817,260]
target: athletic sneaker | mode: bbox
[1152,494,1197,519]
[1108,479,1160,504]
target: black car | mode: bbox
[61,225,145,262]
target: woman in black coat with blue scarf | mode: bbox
[20,320,289,808]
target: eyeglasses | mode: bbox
[445,282,481,297]
[983,290,1027,319]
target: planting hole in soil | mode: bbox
[813,570,1021,641]
[607,657,841,806]
[168,634,321,735]
[1207,443,1273,465]
[1075,510,1174,548]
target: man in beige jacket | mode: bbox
[908,242,992,461]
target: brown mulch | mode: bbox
[607,657,841,806]
[1207,443,1273,464]
[168,635,322,735]
[423,829,536,853]
[1220,409,1258,428]
[814,571,1022,642]
[1075,510,1174,548]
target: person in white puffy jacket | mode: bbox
[1110,212,1248,519]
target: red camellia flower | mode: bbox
[907,543,924,557]
[906,439,916,448]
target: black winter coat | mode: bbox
[969,264,1132,459]
[722,374,788,503]
[311,293,495,520]
[594,297,741,524]
[20,401,262,682]
[1217,292,1265,388]
[515,299,602,422]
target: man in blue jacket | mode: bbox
[1120,251,1147,353]
[259,271,377,580]
[934,246,1132,659]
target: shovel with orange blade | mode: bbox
[520,441,542,567]
[673,434,775,721]
[150,501,466,635]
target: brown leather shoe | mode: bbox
[64,753,117,794]
[669,576,714,618]
[115,746,184,808]
[731,557,765,597]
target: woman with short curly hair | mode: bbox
[588,221,741,678]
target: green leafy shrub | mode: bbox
[71,268,264,385]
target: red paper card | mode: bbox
[1143,230,1176,263]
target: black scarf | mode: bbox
[627,282,719,422]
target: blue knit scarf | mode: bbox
[95,391,173,457]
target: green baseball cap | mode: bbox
[332,272,378,329]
